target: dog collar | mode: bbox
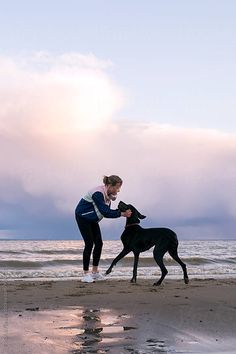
[125,223,139,228]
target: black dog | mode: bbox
[106,201,189,286]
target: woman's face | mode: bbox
[107,183,122,196]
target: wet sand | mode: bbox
[1,278,236,353]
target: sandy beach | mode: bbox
[0,277,236,353]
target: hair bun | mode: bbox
[103,175,123,186]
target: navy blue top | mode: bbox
[75,186,121,222]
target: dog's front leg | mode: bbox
[105,248,131,275]
[131,252,139,283]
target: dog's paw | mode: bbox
[184,277,189,284]
[153,281,162,286]
[130,278,136,283]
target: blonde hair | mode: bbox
[103,175,123,186]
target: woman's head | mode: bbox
[103,175,123,195]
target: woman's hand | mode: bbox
[121,209,132,218]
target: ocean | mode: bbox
[0,240,236,281]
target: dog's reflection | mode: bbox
[79,309,103,348]
[73,308,135,353]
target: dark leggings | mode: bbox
[75,215,103,271]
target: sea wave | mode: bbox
[0,259,82,268]
[30,249,83,255]
[1,239,236,280]
[0,249,82,255]
[102,256,236,266]
[1,256,235,270]
[0,260,45,268]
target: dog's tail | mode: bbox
[168,231,179,254]
[168,229,178,244]
[173,232,178,244]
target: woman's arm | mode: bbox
[92,192,121,218]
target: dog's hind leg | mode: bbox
[131,251,140,283]
[105,248,131,275]
[153,247,168,286]
[168,248,189,284]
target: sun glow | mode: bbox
[0,53,123,135]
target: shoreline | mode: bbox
[1,272,236,282]
[1,278,236,353]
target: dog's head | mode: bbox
[118,201,146,224]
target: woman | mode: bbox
[75,175,132,283]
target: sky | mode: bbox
[1,1,236,240]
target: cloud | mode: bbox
[94,124,236,238]
[1,53,236,239]
[0,52,123,134]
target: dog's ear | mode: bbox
[130,204,146,219]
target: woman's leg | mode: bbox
[91,222,103,270]
[75,215,94,272]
